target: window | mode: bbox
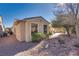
[44,25,47,34]
[31,23,38,34]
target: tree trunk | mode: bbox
[75,25,79,40]
[65,27,70,36]
[64,26,70,36]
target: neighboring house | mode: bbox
[13,16,49,42]
[0,16,4,32]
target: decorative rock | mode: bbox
[69,50,78,56]
[45,44,49,48]
[15,34,79,56]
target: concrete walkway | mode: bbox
[49,33,65,39]
[0,35,38,56]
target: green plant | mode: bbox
[45,32,52,39]
[48,32,52,35]
[32,32,46,42]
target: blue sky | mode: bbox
[0,3,56,27]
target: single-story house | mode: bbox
[13,16,50,42]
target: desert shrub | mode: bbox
[32,32,46,42]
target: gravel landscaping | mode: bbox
[15,34,79,56]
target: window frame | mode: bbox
[31,23,38,35]
[43,25,47,34]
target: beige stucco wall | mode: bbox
[13,22,26,42]
[25,21,31,42]
[20,22,25,41]
[14,23,22,41]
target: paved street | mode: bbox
[0,35,38,56]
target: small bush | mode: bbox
[45,32,52,39]
[32,32,46,42]
[48,32,52,35]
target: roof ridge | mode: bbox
[14,16,50,24]
[22,16,42,20]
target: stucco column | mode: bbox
[47,25,49,33]
[25,21,32,42]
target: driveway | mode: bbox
[0,35,38,56]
